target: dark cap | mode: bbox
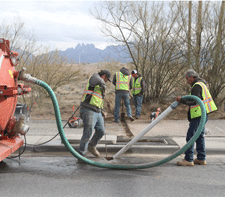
[101,70,111,82]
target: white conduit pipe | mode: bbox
[113,101,180,159]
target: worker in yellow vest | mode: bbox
[112,67,134,122]
[79,70,111,158]
[176,69,217,166]
[131,70,146,119]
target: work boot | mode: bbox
[77,151,87,164]
[78,150,86,157]
[177,159,194,166]
[194,158,206,165]
[129,116,135,122]
[88,144,101,157]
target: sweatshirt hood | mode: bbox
[120,67,130,75]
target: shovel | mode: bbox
[121,100,125,122]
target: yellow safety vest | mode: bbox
[132,77,142,95]
[82,78,104,109]
[115,71,131,91]
[190,82,217,119]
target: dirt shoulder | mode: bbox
[29,97,225,121]
[27,63,225,121]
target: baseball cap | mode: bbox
[131,70,137,76]
[102,70,111,82]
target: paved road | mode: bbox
[2,119,225,196]
[1,155,225,197]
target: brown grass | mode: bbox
[29,63,225,120]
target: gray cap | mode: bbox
[102,70,111,82]
[185,69,199,78]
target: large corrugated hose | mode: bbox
[36,80,207,170]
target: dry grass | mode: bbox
[30,62,132,120]
[29,63,225,120]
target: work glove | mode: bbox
[100,87,106,98]
[101,110,107,118]
[102,92,105,99]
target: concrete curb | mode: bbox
[23,119,225,156]
[22,137,225,156]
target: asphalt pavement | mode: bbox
[23,117,225,157]
[3,117,225,197]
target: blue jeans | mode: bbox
[114,92,132,121]
[133,95,143,117]
[79,108,105,155]
[185,115,208,162]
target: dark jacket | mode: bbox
[180,78,206,121]
[112,67,132,94]
[132,74,146,96]
[80,73,106,113]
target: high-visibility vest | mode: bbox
[115,71,131,90]
[82,78,104,109]
[132,77,143,95]
[190,82,217,119]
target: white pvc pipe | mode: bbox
[113,101,180,159]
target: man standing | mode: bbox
[79,70,111,157]
[131,70,145,119]
[176,69,217,166]
[112,67,134,123]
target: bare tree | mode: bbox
[188,1,192,69]
[208,1,225,104]
[0,17,79,108]
[91,1,187,102]
[172,1,225,105]
[16,48,79,108]
[0,17,41,65]
[195,1,203,73]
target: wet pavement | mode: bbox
[1,118,225,197]
[1,155,225,197]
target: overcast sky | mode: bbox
[1,1,115,51]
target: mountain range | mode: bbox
[57,43,132,64]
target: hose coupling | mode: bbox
[13,114,30,135]
[18,67,37,84]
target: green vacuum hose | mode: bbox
[36,80,207,170]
